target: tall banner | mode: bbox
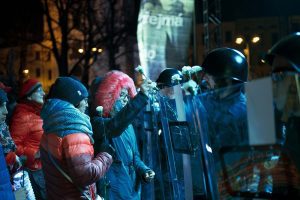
[137,0,194,81]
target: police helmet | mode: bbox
[265,32,300,73]
[156,68,183,89]
[202,47,248,83]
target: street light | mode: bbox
[78,48,84,54]
[235,35,260,77]
[23,69,29,74]
[251,36,260,43]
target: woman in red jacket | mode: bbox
[10,78,46,199]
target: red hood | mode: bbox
[94,70,136,117]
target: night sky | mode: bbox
[1,0,300,46]
[0,0,43,46]
[194,0,300,23]
[221,0,300,21]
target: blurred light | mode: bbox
[78,49,84,53]
[23,69,29,74]
[235,55,244,64]
[235,37,243,44]
[158,129,162,135]
[252,36,260,43]
[271,155,279,160]
[92,47,97,52]
[261,59,266,63]
[98,48,103,53]
[206,144,212,153]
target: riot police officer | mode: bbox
[264,32,300,198]
[157,68,209,199]
[201,47,249,151]
[201,47,250,198]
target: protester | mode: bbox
[0,87,36,199]
[91,70,155,200]
[40,77,113,199]
[10,78,46,199]
[0,88,16,200]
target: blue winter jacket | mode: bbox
[92,92,150,200]
[0,143,15,200]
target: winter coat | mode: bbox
[40,99,112,200]
[0,122,17,167]
[0,143,15,200]
[10,101,43,170]
[1,122,36,199]
[92,91,150,200]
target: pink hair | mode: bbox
[95,70,137,117]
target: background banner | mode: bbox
[137,0,194,81]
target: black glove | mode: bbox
[99,142,116,158]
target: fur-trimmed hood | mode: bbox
[94,70,137,117]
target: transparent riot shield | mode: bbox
[154,74,300,200]
[156,84,218,200]
[198,75,300,199]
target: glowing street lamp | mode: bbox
[23,69,29,74]
[251,36,260,43]
[235,37,244,45]
[235,35,260,66]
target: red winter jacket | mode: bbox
[40,98,113,199]
[40,133,112,199]
[10,101,43,170]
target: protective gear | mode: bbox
[202,47,248,83]
[265,32,300,73]
[156,68,183,89]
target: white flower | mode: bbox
[192,65,202,73]
[152,102,160,112]
[96,106,103,115]
[135,65,144,74]
[171,74,182,83]
[182,80,198,95]
[150,82,157,88]
[182,66,192,75]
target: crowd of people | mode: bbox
[0,32,299,200]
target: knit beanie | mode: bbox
[19,78,42,99]
[48,77,88,106]
[0,89,8,105]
